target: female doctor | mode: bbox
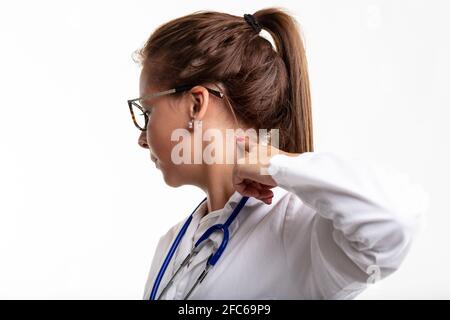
[128,8,427,299]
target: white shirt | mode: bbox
[142,151,428,300]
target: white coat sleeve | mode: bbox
[267,151,428,299]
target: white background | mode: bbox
[0,0,448,299]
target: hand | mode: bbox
[232,134,291,204]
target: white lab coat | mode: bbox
[143,151,428,299]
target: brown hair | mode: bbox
[133,7,313,153]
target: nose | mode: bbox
[138,131,149,149]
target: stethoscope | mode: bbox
[149,195,249,300]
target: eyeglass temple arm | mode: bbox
[174,85,224,99]
[128,88,177,103]
[128,85,224,103]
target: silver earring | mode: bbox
[188,119,194,129]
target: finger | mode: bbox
[259,183,276,189]
[246,181,273,199]
[261,197,273,205]
[258,188,274,198]
[259,193,274,204]
[251,183,273,200]
[243,187,260,198]
[234,182,246,195]
[233,173,248,193]
[254,181,272,190]
[234,178,255,197]
[251,182,273,195]
[237,182,274,203]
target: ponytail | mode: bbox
[256,8,314,153]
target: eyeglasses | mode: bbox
[127,84,224,131]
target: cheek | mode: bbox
[146,110,181,162]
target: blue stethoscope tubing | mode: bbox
[149,195,249,300]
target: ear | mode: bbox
[188,85,210,120]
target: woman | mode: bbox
[127,8,426,299]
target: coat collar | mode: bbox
[170,192,259,282]
[193,190,260,225]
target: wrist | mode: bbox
[277,150,300,158]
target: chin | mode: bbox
[161,168,183,188]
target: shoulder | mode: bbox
[142,216,189,299]
[158,216,188,247]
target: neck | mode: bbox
[201,165,235,215]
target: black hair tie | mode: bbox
[244,13,262,34]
